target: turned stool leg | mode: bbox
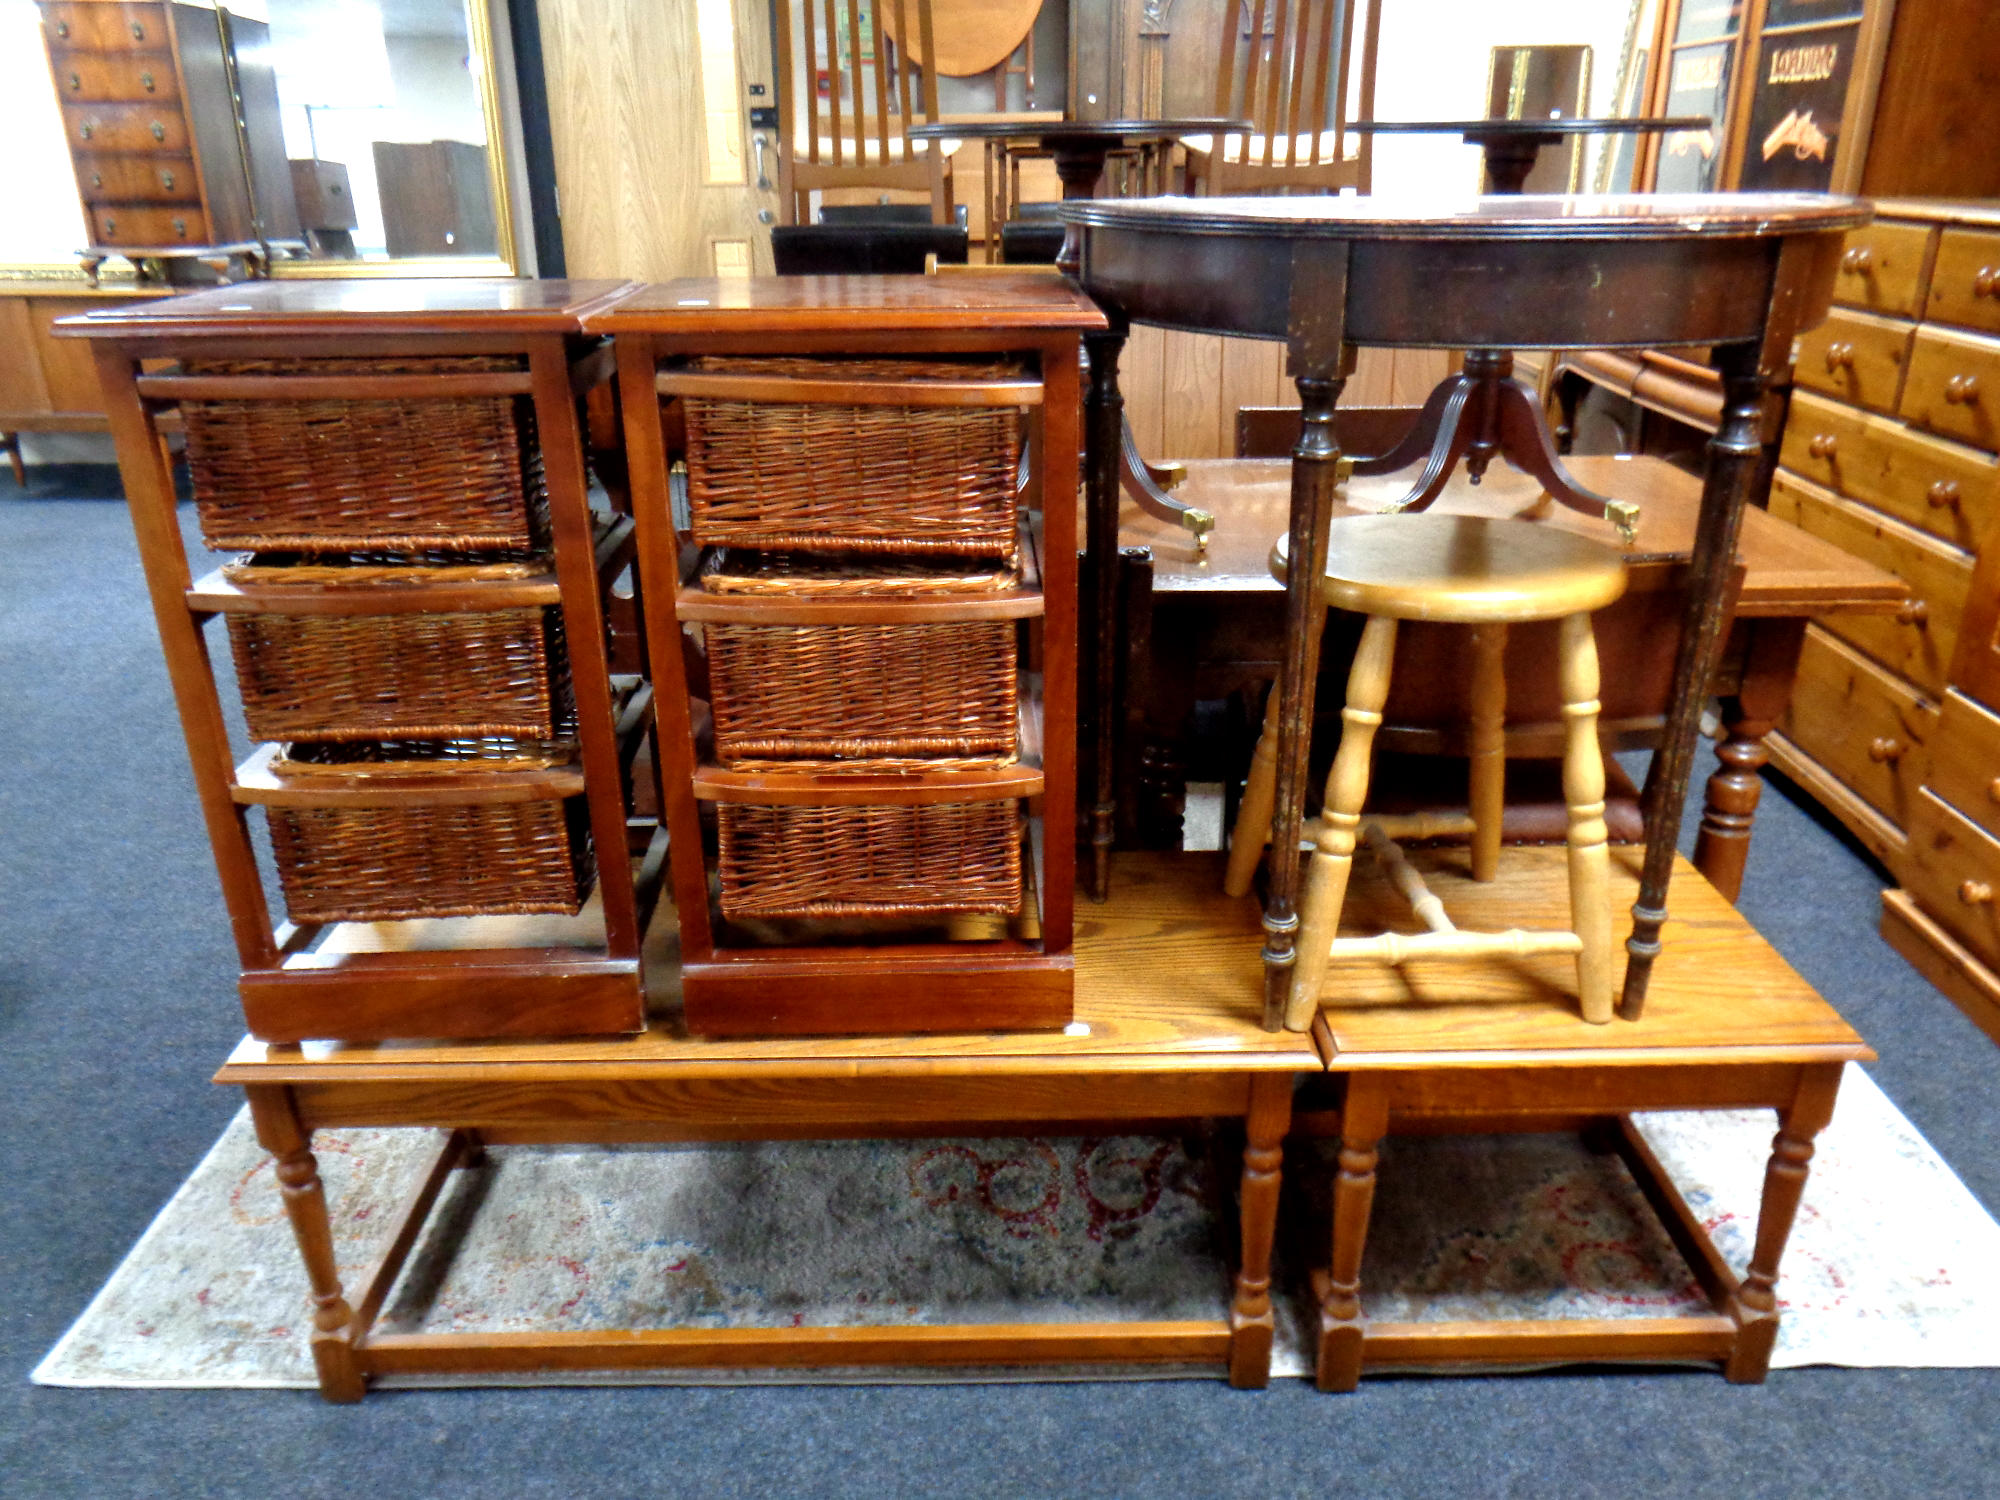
[1224,685,1282,898]
[1288,614,1398,1031]
[1559,612,1614,1024]
[1468,623,1508,882]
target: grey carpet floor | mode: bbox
[2,481,1997,1499]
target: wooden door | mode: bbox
[539,0,777,279]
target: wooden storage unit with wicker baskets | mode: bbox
[62,278,662,1044]
[590,275,1103,1037]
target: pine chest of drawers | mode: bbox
[1764,199,2000,1042]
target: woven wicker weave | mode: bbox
[680,356,1026,557]
[267,797,594,923]
[182,356,548,553]
[716,799,1022,918]
[699,549,1020,596]
[706,618,1017,762]
[226,605,571,743]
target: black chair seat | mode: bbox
[770,223,969,275]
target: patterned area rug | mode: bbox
[35,1068,2000,1388]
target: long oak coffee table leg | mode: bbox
[1315,1075,1389,1392]
[1725,1061,1845,1383]
[1228,1073,1295,1388]
[245,1083,365,1403]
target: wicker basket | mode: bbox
[716,799,1022,919]
[706,617,1018,763]
[182,356,548,554]
[699,549,1020,596]
[226,603,572,743]
[679,356,1026,557]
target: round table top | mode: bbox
[1057,191,1870,241]
[1348,117,1710,138]
[907,117,1250,144]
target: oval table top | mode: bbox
[1058,192,1870,350]
[1347,117,1711,138]
[1059,191,1869,240]
[907,118,1250,143]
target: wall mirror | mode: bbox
[259,0,518,274]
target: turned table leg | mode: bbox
[245,1084,365,1403]
[1315,1077,1388,1392]
[1228,1072,1295,1388]
[1695,620,1805,905]
[1725,1062,1844,1383]
[1084,322,1129,903]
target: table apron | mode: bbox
[1077,229,1828,350]
[286,1070,1261,1135]
[1363,1059,1813,1122]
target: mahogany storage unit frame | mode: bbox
[62,278,665,1044]
[587,276,1105,1037]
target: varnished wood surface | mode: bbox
[586,276,1107,333]
[1120,454,1905,617]
[1281,514,1628,624]
[214,848,1869,1082]
[1062,192,1869,239]
[55,278,635,340]
[217,854,1318,1080]
[1309,846,1871,1068]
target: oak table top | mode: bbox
[54,277,637,340]
[583,274,1106,334]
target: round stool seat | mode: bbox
[1271,513,1629,623]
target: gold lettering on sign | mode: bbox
[1762,109,1830,162]
[1769,42,1839,85]
[1673,52,1724,91]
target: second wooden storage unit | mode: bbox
[591,276,1103,1036]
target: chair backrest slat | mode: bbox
[867,0,891,165]
[1210,0,1372,193]
[822,0,843,166]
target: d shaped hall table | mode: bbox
[1058,193,1869,1027]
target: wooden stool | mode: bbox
[1224,513,1629,1030]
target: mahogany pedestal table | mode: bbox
[214,855,1320,1402]
[908,117,1252,549]
[1307,844,1873,1389]
[1060,193,1869,1025]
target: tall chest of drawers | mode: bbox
[38,0,299,257]
[1765,198,2000,1041]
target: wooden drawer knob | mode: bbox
[1945,374,1981,404]
[159,168,175,190]
[78,121,92,139]
[1928,478,1961,508]
[131,20,146,40]
[89,171,102,189]
[140,71,155,92]
[1807,432,1838,459]
[1976,267,2000,298]
[102,215,116,236]
[1962,880,1995,906]
[67,72,81,91]
[1896,598,1930,626]
[149,120,165,141]
[1824,342,1855,372]
[1988,777,2000,804]
[171,217,187,239]
[1842,247,1874,274]
[1867,736,1905,762]
[54,18,69,37]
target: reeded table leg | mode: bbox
[1623,343,1769,1018]
[1084,323,1128,903]
[1228,1073,1295,1388]
[246,1084,365,1403]
[1725,1062,1844,1383]
[1264,370,1347,1028]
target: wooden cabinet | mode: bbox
[1758,201,2000,1041]
[36,0,298,256]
